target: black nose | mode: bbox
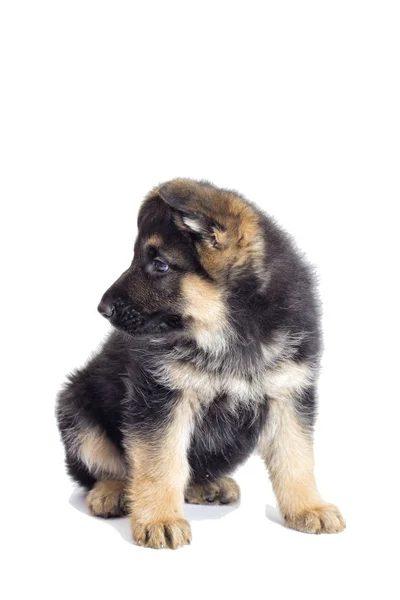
[97,297,115,319]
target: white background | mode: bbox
[1,1,399,598]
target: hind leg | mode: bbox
[66,427,129,518]
[59,398,128,495]
[61,423,127,485]
[185,476,240,505]
[57,368,128,489]
[62,424,129,517]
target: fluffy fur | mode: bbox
[56,179,345,548]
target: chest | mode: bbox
[159,358,268,408]
[159,354,312,407]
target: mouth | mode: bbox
[98,297,183,337]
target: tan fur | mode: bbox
[180,274,231,353]
[284,504,346,534]
[181,275,225,331]
[185,476,240,505]
[86,480,129,517]
[79,426,127,479]
[132,519,192,550]
[191,190,265,280]
[263,360,315,400]
[126,393,195,549]
[144,234,162,248]
[258,396,345,534]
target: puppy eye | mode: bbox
[152,258,169,273]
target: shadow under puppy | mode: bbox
[56,179,345,549]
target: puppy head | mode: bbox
[98,179,263,344]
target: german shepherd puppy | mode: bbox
[57,179,345,549]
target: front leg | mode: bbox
[125,399,194,549]
[258,381,345,534]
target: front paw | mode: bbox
[284,503,346,534]
[132,518,192,549]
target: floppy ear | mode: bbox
[158,182,227,249]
